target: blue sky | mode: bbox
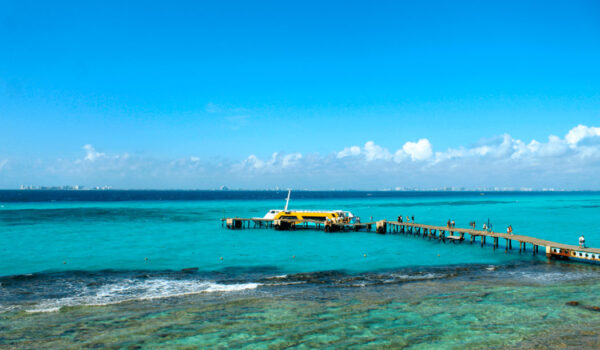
[1,1,599,189]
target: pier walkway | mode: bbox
[222,217,600,264]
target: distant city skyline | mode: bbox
[12,186,588,192]
[1,1,599,189]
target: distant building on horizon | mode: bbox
[19,185,112,191]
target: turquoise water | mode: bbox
[1,191,600,348]
[2,192,599,276]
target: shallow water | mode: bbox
[1,191,600,348]
[2,264,600,349]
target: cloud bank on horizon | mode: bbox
[1,124,600,190]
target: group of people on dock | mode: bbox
[394,217,586,248]
[397,215,414,223]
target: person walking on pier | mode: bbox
[411,215,415,223]
[398,215,403,223]
[579,235,586,248]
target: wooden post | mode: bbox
[519,242,522,254]
[505,238,509,253]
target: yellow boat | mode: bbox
[260,190,355,224]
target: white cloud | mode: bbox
[282,153,302,167]
[364,141,392,161]
[401,138,433,161]
[336,142,392,161]
[337,146,361,158]
[536,136,569,157]
[3,124,600,190]
[337,140,432,163]
[565,125,600,145]
[239,152,304,171]
[244,155,265,169]
[83,144,106,162]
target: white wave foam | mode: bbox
[23,278,261,313]
[502,270,600,284]
[26,307,60,313]
[204,282,260,292]
[388,273,445,281]
[268,281,307,286]
[0,305,20,313]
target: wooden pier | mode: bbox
[222,218,600,264]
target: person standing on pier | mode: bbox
[398,215,403,223]
[579,235,586,248]
[411,215,415,223]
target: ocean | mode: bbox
[1,190,600,348]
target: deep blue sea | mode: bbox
[2,190,600,348]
